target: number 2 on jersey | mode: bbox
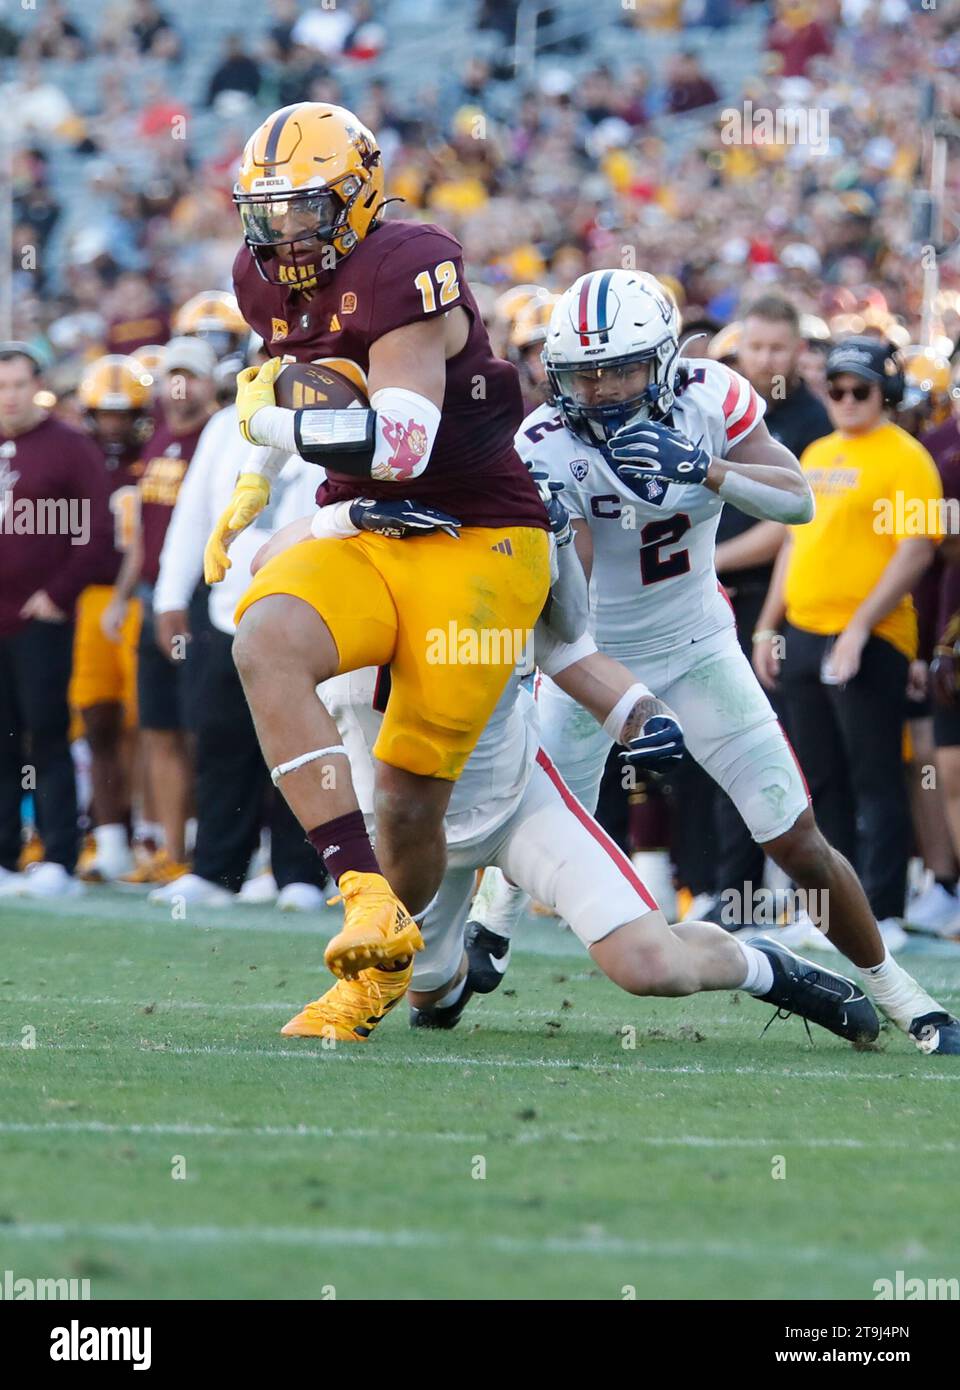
[639,514,691,585]
[414,261,460,313]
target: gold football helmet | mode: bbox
[78,355,153,451]
[509,292,559,356]
[493,284,546,331]
[707,321,742,363]
[130,344,166,385]
[234,102,385,287]
[902,346,954,426]
[174,291,248,359]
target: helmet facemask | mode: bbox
[545,336,680,448]
[235,162,381,288]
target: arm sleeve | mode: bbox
[535,629,598,679]
[45,437,114,613]
[368,227,467,341]
[539,529,590,644]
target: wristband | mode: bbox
[752,629,778,645]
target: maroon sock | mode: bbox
[307,811,379,884]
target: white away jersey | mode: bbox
[517,359,765,659]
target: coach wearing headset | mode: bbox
[752,337,944,934]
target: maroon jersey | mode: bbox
[106,309,170,356]
[138,418,207,586]
[922,417,960,638]
[233,220,547,530]
[91,438,149,585]
[0,416,113,637]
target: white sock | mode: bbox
[735,941,775,996]
[134,821,163,847]
[859,948,942,1030]
[470,867,527,939]
[93,823,129,854]
[435,977,467,1010]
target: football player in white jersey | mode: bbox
[472,268,959,1056]
[258,505,879,1046]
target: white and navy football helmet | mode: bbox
[543,269,682,447]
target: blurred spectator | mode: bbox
[753,338,943,931]
[766,0,833,77]
[136,78,187,139]
[292,0,355,59]
[0,346,112,899]
[13,150,61,257]
[18,1,86,62]
[206,33,262,110]
[264,0,301,62]
[665,51,719,113]
[712,295,831,918]
[105,272,170,355]
[128,0,182,61]
[477,0,522,45]
[343,1,386,62]
[0,62,76,139]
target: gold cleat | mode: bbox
[76,833,101,882]
[281,961,413,1041]
[18,829,44,871]
[323,870,423,980]
[117,849,189,885]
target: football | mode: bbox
[273,358,369,411]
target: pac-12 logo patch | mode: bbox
[570,458,589,482]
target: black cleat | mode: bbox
[409,980,474,1030]
[465,921,511,995]
[751,935,880,1043]
[909,1012,960,1055]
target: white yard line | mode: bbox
[0,1220,888,1270]
[2,1037,954,1081]
[1,1120,956,1152]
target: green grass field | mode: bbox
[2,888,959,1301]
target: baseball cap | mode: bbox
[163,336,217,378]
[825,335,895,385]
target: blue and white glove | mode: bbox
[609,418,712,489]
[526,460,573,546]
[347,498,461,539]
[619,715,685,769]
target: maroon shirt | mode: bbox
[922,417,960,639]
[138,419,207,586]
[0,416,113,637]
[233,220,547,530]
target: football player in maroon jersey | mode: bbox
[202,102,552,1040]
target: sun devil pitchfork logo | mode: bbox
[373,413,430,481]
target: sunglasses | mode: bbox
[827,382,874,402]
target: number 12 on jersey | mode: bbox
[414,261,460,313]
